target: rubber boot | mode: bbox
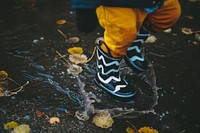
[125,26,153,73]
[94,39,136,100]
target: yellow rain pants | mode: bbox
[96,0,181,57]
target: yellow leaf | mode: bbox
[126,127,135,133]
[56,19,66,25]
[0,71,8,81]
[185,15,194,19]
[138,126,159,133]
[13,124,31,133]
[4,121,18,130]
[0,87,5,97]
[92,111,114,129]
[68,47,83,54]
[49,117,60,125]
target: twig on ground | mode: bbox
[57,29,67,39]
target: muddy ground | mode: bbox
[0,0,200,133]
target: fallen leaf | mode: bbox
[67,64,83,75]
[75,111,89,121]
[145,35,157,43]
[126,127,135,133]
[56,19,66,25]
[181,28,193,35]
[68,47,83,54]
[65,37,80,43]
[69,54,87,64]
[0,71,8,81]
[36,111,45,117]
[192,41,199,45]
[13,124,31,133]
[49,117,60,125]
[4,121,18,130]
[195,33,200,41]
[92,111,114,128]
[185,15,194,19]
[0,87,4,97]
[138,126,159,133]
[163,28,172,33]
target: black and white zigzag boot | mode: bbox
[125,26,153,73]
[94,39,136,100]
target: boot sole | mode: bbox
[94,78,136,102]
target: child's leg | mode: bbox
[145,0,181,32]
[96,6,147,57]
[95,7,147,100]
[125,0,181,72]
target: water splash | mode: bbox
[72,59,161,119]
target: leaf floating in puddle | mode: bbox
[68,47,83,54]
[65,37,80,43]
[13,124,31,133]
[69,54,88,64]
[67,64,83,75]
[0,70,8,81]
[92,111,114,128]
[4,121,18,130]
[56,19,66,25]
[181,28,193,35]
[49,117,60,125]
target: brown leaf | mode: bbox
[65,37,80,43]
[36,111,45,117]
